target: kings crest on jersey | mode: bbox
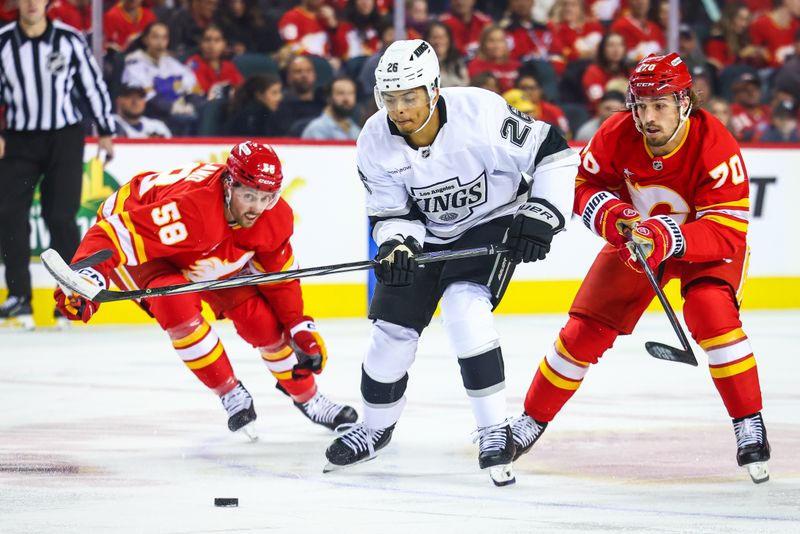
[357,87,577,245]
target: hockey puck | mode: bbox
[214,498,238,507]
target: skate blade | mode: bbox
[322,454,377,474]
[238,423,258,442]
[487,463,516,487]
[0,316,35,331]
[745,461,769,484]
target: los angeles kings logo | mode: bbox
[410,172,487,223]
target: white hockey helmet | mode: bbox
[374,39,440,131]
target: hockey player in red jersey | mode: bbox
[510,53,771,483]
[54,141,357,438]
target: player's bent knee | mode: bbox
[165,315,206,340]
[560,315,619,365]
[440,282,499,357]
[363,320,418,383]
[683,281,741,341]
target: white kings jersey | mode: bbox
[357,87,579,245]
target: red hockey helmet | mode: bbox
[627,53,693,102]
[226,141,283,192]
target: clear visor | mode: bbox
[231,185,280,210]
[379,89,428,111]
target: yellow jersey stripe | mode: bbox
[696,198,750,211]
[702,214,748,233]
[173,322,211,348]
[97,220,128,265]
[699,328,746,350]
[120,212,148,264]
[709,355,756,379]
[184,342,224,370]
[113,183,132,215]
[539,359,582,391]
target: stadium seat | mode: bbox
[197,99,227,136]
[519,59,559,102]
[232,53,279,78]
[558,59,592,105]
[308,55,334,89]
[719,63,760,102]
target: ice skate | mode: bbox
[323,423,395,472]
[0,296,34,331]
[293,390,358,431]
[510,412,548,461]
[733,412,771,483]
[220,381,257,441]
[474,423,516,487]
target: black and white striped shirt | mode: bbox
[0,20,114,135]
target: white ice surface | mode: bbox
[1,312,798,534]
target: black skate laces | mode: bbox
[511,415,545,448]
[734,414,764,449]
[301,393,343,424]
[221,384,252,416]
[472,420,511,452]
[335,423,384,455]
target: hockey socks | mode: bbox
[170,320,237,396]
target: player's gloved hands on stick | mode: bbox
[623,215,685,273]
[582,191,641,249]
[374,236,422,286]
[288,316,328,378]
[506,198,565,263]
[53,267,107,323]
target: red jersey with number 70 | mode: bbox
[72,163,300,314]
[574,109,750,264]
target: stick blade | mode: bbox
[40,249,103,300]
[645,341,698,366]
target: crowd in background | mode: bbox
[2,0,799,143]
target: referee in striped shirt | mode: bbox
[0,0,115,326]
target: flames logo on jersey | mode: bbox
[410,172,488,224]
[183,252,255,282]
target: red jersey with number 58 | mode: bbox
[574,109,750,263]
[73,162,301,322]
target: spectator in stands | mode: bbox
[113,84,172,138]
[756,99,800,142]
[47,0,90,32]
[185,24,243,100]
[223,73,288,136]
[705,96,735,133]
[750,0,800,68]
[282,54,326,131]
[730,72,771,141]
[574,89,625,141]
[609,0,664,63]
[773,29,800,102]
[215,0,282,56]
[356,17,395,100]
[301,75,360,140]
[122,21,200,135]
[440,0,491,58]
[104,0,158,53]
[582,31,628,111]
[705,2,763,70]
[168,0,219,58]
[502,0,566,74]
[406,0,429,36]
[513,72,571,138]
[332,0,382,60]
[279,0,337,58]
[426,20,468,88]
[467,24,520,93]
[690,64,715,104]
[677,24,712,75]
[469,70,500,94]
[550,0,605,63]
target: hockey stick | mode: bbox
[627,236,698,366]
[40,244,510,304]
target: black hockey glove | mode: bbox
[374,236,422,286]
[506,198,566,264]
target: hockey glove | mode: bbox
[288,316,328,379]
[581,191,641,249]
[623,215,685,273]
[506,198,565,263]
[53,267,107,323]
[374,236,422,286]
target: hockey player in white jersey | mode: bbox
[323,39,579,485]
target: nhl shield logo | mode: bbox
[653,160,663,171]
[46,52,67,74]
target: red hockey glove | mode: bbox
[53,267,107,323]
[623,215,685,273]
[288,316,328,378]
[581,191,641,249]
